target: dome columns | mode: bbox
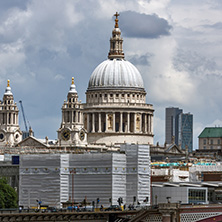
[86,91,147,105]
[87,113,90,132]
[98,113,102,132]
[119,112,123,133]
[127,113,130,133]
[85,111,153,135]
[92,113,95,132]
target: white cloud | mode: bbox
[54,74,64,81]
[65,2,84,26]
[0,40,26,75]
[211,119,222,128]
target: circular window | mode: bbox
[79,129,85,141]
[0,133,5,141]
[14,133,20,141]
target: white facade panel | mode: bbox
[60,154,69,206]
[121,144,150,206]
[19,154,62,208]
[152,186,208,205]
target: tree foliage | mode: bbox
[0,178,17,209]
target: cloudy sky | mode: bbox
[0,0,221,149]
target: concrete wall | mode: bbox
[152,186,208,204]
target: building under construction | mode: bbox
[19,144,150,208]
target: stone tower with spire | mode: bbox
[0,80,22,146]
[108,12,124,60]
[57,77,87,146]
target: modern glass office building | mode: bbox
[178,113,193,152]
[165,107,193,152]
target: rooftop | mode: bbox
[198,127,222,138]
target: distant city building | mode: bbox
[198,127,222,151]
[165,107,193,152]
[165,107,182,145]
[150,142,185,162]
[178,112,193,152]
[193,127,222,160]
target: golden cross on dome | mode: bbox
[7,79,10,87]
[114,12,119,28]
[72,77,74,85]
[114,12,119,19]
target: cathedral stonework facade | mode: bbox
[58,13,154,147]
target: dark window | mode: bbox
[188,189,206,204]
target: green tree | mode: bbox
[0,178,17,208]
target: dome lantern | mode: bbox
[69,77,77,94]
[4,79,13,96]
[108,12,125,60]
[87,12,145,91]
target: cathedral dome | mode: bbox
[87,59,144,90]
[87,13,145,92]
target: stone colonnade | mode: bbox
[62,110,82,124]
[0,112,18,125]
[85,112,153,134]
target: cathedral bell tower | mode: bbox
[0,80,22,146]
[57,77,87,146]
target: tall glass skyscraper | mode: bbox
[165,107,193,152]
[178,113,193,152]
